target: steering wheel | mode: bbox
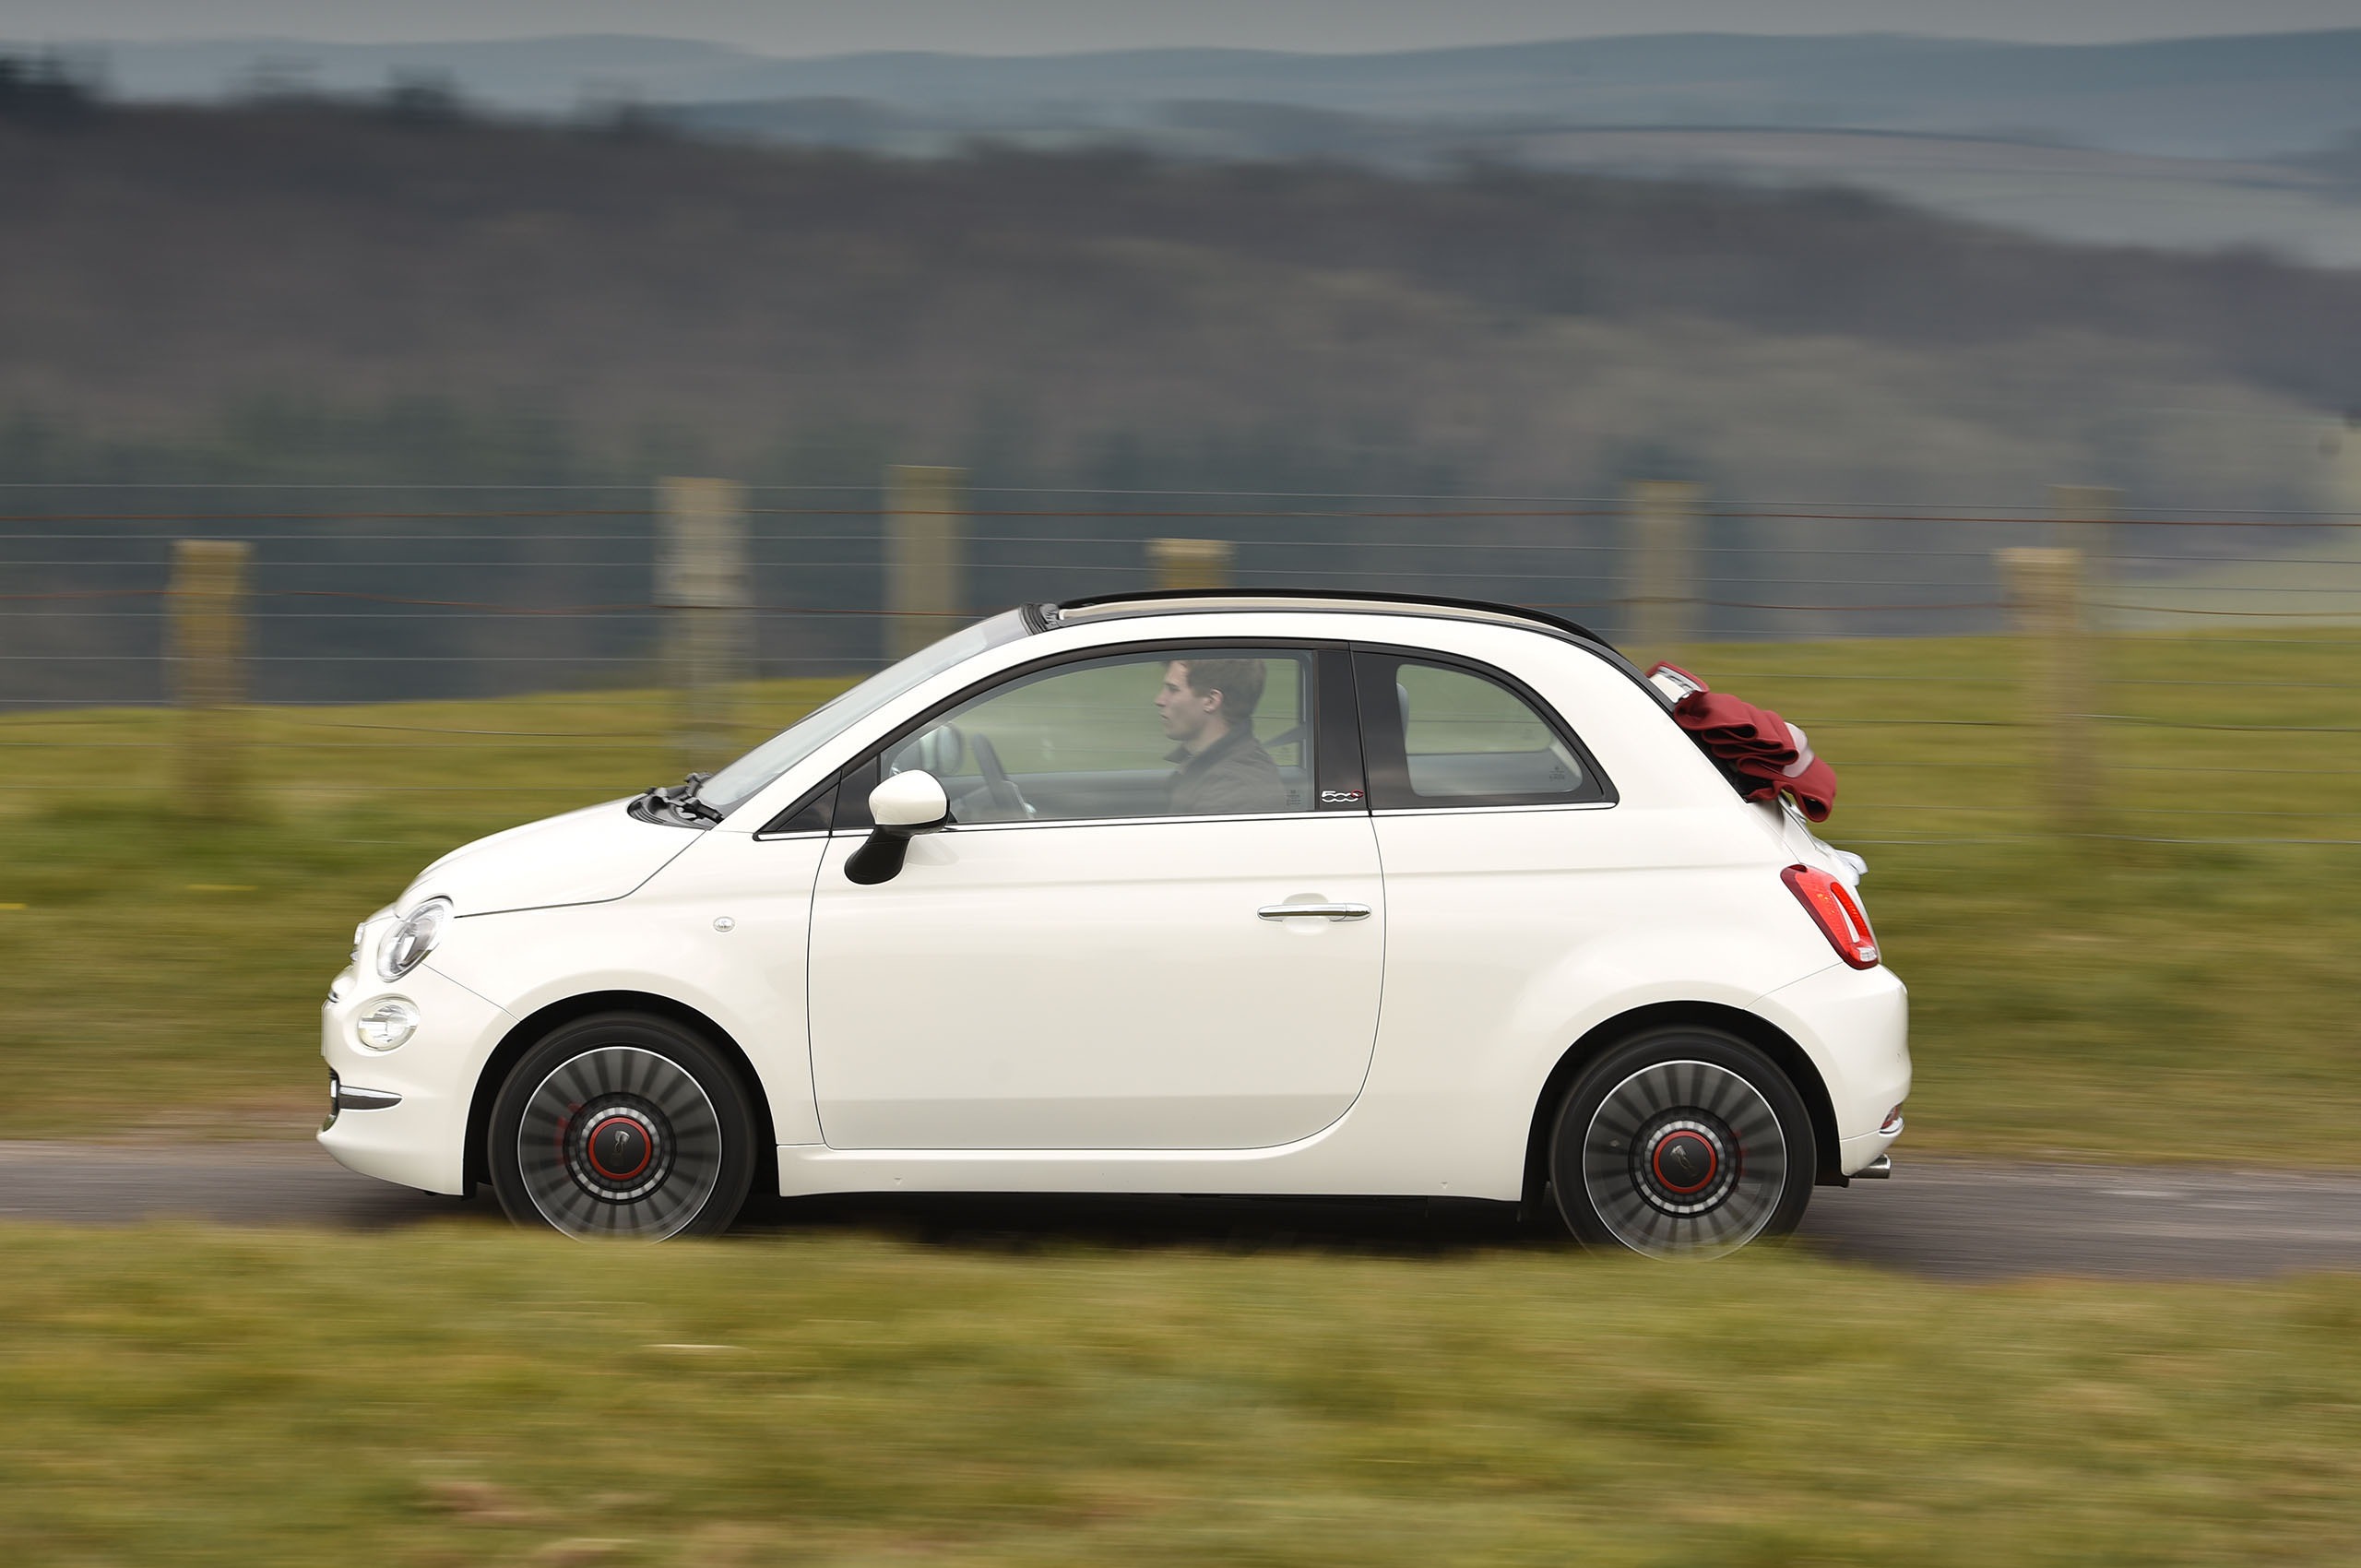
[969,734,1035,819]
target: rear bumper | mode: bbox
[1755,962,1911,1177]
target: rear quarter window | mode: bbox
[1354,649,1614,812]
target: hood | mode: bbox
[398,799,699,917]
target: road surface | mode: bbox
[2,1141,2356,1280]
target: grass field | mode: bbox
[0,632,2355,1159]
[0,1223,2355,1564]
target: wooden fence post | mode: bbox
[2050,483,2120,631]
[1148,537,1234,591]
[656,476,750,770]
[1997,545,2099,832]
[1626,480,1699,667]
[885,465,965,662]
[170,539,251,818]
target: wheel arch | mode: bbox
[464,990,778,1194]
[1519,1000,1841,1206]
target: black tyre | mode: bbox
[1548,1027,1816,1259]
[489,1012,756,1241]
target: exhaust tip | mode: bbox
[1857,1154,1893,1180]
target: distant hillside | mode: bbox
[0,97,2354,509]
[6,98,2359,704]
[68,29,2361,159]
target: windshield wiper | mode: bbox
[639,771,723,825]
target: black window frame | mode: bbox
[753,778,837,839]
[1351,645,1617,813]
[825,638,1365,832]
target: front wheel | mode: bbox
[1548,1028,1816,1259]
[489,1013,756,1241]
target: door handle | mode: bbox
[1257,903,1372,921]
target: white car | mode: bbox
[321,591,1908,1256]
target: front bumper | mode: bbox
[317,961,512,1194]
[323,1072,404,1123]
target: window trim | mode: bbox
[851,809,1361,837]
[1350,644,1617,814]
[831,637,1364,833]
[753,778,838,840]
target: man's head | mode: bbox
[1156,658,1265,751]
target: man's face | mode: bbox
[1156,661,1220,748]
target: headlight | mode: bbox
[376,898,452,981]
[354,997,420,1051]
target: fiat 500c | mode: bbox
[322,591,1907,1256]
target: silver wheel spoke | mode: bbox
[515,1046,723,1243]
[1582,1060,1787,1260]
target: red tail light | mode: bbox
[1782,864,1880,969]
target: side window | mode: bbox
[1354,651,1610,811]
[879,649,1315,825]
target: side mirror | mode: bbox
[844,770,950,885]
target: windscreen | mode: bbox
[698,608,1034,815]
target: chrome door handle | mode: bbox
[1258,903,1371,921]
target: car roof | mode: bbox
[1038,588,1614,651]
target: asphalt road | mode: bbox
[4,1141,2358,1280]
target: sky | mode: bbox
[6,0,2360,55]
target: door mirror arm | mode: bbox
[845,770,951,885]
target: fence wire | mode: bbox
[2,481,2355,847]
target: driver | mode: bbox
[1156,658,1287,814]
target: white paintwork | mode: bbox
[806,813,1384,1149]
[394,799,698,916]
[320,602,1911,1230]
[868,769,948,827]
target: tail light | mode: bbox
[1782,864,1880,968]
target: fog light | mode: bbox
[354,997,420,1051]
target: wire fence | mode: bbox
[2,480,2355,848]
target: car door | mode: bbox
[805,643,1383,1151]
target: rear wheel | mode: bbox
[489,1013,755,1241]
[1548,1028,1815,1259]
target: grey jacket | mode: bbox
[1166,726,1287,815]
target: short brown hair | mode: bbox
[1177,658,1266,729]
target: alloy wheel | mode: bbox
[1578,1058,1790,1259]
[514,1045,727,1241]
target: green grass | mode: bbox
[0,634,2355,1158]
[0,681,846,1136]
[1,1223,2357,1564]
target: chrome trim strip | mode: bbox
[334,1084,404,1112]
[830,808,1336,836]
[1371,801,1619,819]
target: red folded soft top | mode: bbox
[1647,663,1838,823]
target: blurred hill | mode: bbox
[1,96,2355,510]
[3,95,2358,703]
[38,30,2361,265]
[73,30,2361,160]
